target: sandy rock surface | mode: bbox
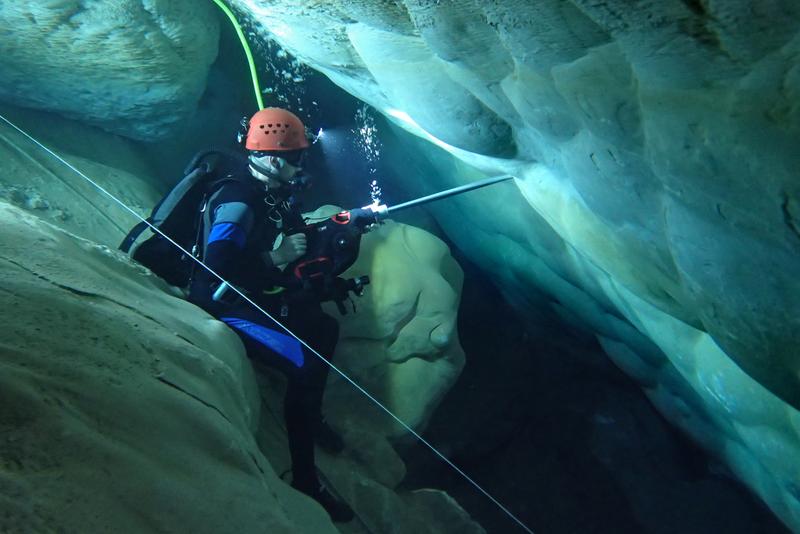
[0,201,339,533]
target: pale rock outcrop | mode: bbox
[302,207,466,436]
[0,201,339,533]
[0,194,475,533]
[232,0,800,529]
[0,1,220,140]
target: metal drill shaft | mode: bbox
[386,174,515,214]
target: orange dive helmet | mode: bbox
[241,107,310,151]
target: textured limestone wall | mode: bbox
[0,105,163,248]
[2,0,799,529]
[232,0,800,529]
[0,1,220,140]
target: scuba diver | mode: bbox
[186,107,355,523]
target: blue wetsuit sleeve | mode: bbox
[203,197,253,278]
[208,222,246,248]
[203,186,283,294]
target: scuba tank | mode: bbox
[119,149,248,287]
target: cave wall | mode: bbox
[230,0,800,529]
[0,1,219,140]
[1,0,799,531]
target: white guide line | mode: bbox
[0,112,534,534]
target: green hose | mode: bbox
[210,0,265,110]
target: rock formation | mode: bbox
[2,0,799,531]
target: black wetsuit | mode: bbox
[187,161,336,491]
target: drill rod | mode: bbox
[386,174,515,215]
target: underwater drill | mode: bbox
[282,174,515,308]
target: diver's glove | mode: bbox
[269,233,307,265]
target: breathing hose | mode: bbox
[209,0,265,110]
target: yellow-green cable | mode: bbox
[210,0,265,110]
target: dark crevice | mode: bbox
[682,0,708,17]
[53,283,97,298]
[678,0,722,50]
[781,192,800,242]
[247,450,267,476]
[399,254,789,534]
[156,376,232,425]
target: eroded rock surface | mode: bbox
[233,1,800,529]
[2,0,800,530]
[0,202,338,533]
[0,105,163,247]
[0,196,477,533]
[0,1,220,140]
[302,207,467,436]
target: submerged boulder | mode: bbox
[312,209,466,436]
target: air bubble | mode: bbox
[352,104,384,203]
